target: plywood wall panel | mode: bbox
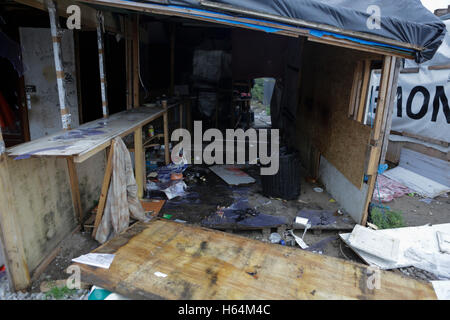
[297,42,381,189]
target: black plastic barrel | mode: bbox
[261,149,301,200]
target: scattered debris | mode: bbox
[288,230,309,249]
[366,222,379,230]
[437,231,450,254]
[313,187,323,193]
[431,281,450,300]
[348,224,400,262]
[269,233,282,244]
[419,198,433,204]
[72,253,115,269]
[340,223,450,280]
[372,174,412,202]
[154,272,168,278]
[209,165,255,186]
[382,149,450,199]
[88,286,129,300]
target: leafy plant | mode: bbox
[44,284,77,300]
[370,207,405,229]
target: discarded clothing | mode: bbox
[95,137,148,244]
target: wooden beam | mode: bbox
[125,16,133,110]
[307,36,414,60]
[132,14,140,108]
[47,0,72,130]
[66,157,83,224]
[93,144,115,238]
[356,60,371,122]
[0,128,31,291]
[179,103,183,129]
[361,56,394,225]
[77,0,421,52]
[379,57,401,164]
[348,61,362,119]
[428,64,450,70]
[170,23,175,96]
[134,127,144,199]
[96,10,109,118]
[162,100,170,165]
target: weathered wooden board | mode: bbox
[72,220,436,300]
[6,106,165,162]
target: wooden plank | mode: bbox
[125,16,133,110]
[0,132,31,290]
[307,36,414,60]
[356,60,371,122]
[162,100,170,165]
[92,142,115,238]
[361,56,395,225]
[134,127,144,199]
[390,130,449,147]
[132,14,139,108]
[6,106,165,161]
[372,56,392,141]
[96,11,109,118]
[170,23,175,96]
[72,220,437,300]
[428,64,450,70]
[379,57,401,164]
[66,157,83,223]
[348,61,362,119]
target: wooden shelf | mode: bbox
[7,106,166,163]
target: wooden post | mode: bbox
[162,100,170,165]
[96,10,109,118]
[170,23,175,96]
[46,0,71,130]
[125,15,133,110]
[0,128,31,291]
[134,128,144,199]
[379,57,401,164]
[179,103,183,129]
[93,144,114,238]
[132,14,140,108]
[360,56,394,225]
[67,157,83,224]
[187,98,192,134]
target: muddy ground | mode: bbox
[16,163,449,298]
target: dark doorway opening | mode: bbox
[77,31,127,123]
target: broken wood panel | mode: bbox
[6,106,165,162]
[0,152,31,290]
[73,220,436,300]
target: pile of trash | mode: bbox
[145,163,189,200]
[340,223,450,280]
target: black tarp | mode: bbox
[146,0,446,62]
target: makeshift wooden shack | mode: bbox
[0,0,446,296]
